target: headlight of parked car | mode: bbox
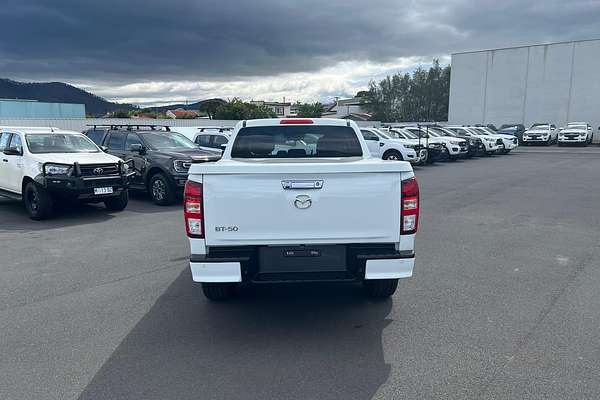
[120,160,133,174]
[44,163,72,176]
[173,160,192,173]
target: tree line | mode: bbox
[361,60,450,122]
[107,99,325,119]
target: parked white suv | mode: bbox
[359,128,418,163]
[402,126,468,159]
[445,126,501,155]
[185,118,419,300]
[522,123,558,145]
[173,126,232,151]
[0,127,134,219]
[468,126,519,153]
[558,122,593,146]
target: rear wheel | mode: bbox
[364,279,399,298]
[149,173,175,205]
[104,190,129,211]
[382,150,403,161]
[23,181,54,220]
[202,283,237,301]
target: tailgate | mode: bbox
[203,172,401,246]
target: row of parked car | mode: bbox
[0,120,594,220]
[357,124,517,165]
[488,122,595,146]
[0,125,223,219]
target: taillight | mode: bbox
[280,118,314,124]
[184,180,204,238]
[401,176,419,234]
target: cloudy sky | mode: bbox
[1,0,599,106]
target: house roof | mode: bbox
[168,108,199,118]
[342,112,372,121]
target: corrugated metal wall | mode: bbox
[449,39,600,142]
[0,100,85,118]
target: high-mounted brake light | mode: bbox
[280,119,314,124]
[401,176,419,235]
[184,181,204,238]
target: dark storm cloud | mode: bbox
[1,0,599,82]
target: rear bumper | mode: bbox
[189,245,415,283]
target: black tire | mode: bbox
[104,190,129,211]
[364,279,398,298]
[23,181,54,220]
[149,173,175,206]
[382,150,403,161]
[441,146,451,161]
[202,283,237,301]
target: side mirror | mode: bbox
[129,143,145,154]
[100,146,109,152]
[220,144,227,152]
[3,148,22,156]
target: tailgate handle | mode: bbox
[281,180,324,190]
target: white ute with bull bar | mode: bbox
[184,118,419,300]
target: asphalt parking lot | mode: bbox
[1,146,600,400]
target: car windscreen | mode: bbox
[398,130,418,140]
[140,132,197,150]
[425,130,441,137]
[374,129,392,139]
[230,125,363,158]
[530,124,549,129]
[429,128,454,137]
[26,134,100,154]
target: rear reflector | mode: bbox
[401,177,419,235]
[184,180,204,238]
[280,119,314,124]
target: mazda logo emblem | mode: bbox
[93,167,104,175]
[294,195,312,209]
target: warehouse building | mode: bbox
[448,39,600,140]
[0,99,85,118]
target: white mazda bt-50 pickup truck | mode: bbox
[184,118,419,300]
[0,127,134,219]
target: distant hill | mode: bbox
[0,78,136,116]
[146,98,226,113]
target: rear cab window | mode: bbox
[230,125,363,158]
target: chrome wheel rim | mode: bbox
[152,179,166,201]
